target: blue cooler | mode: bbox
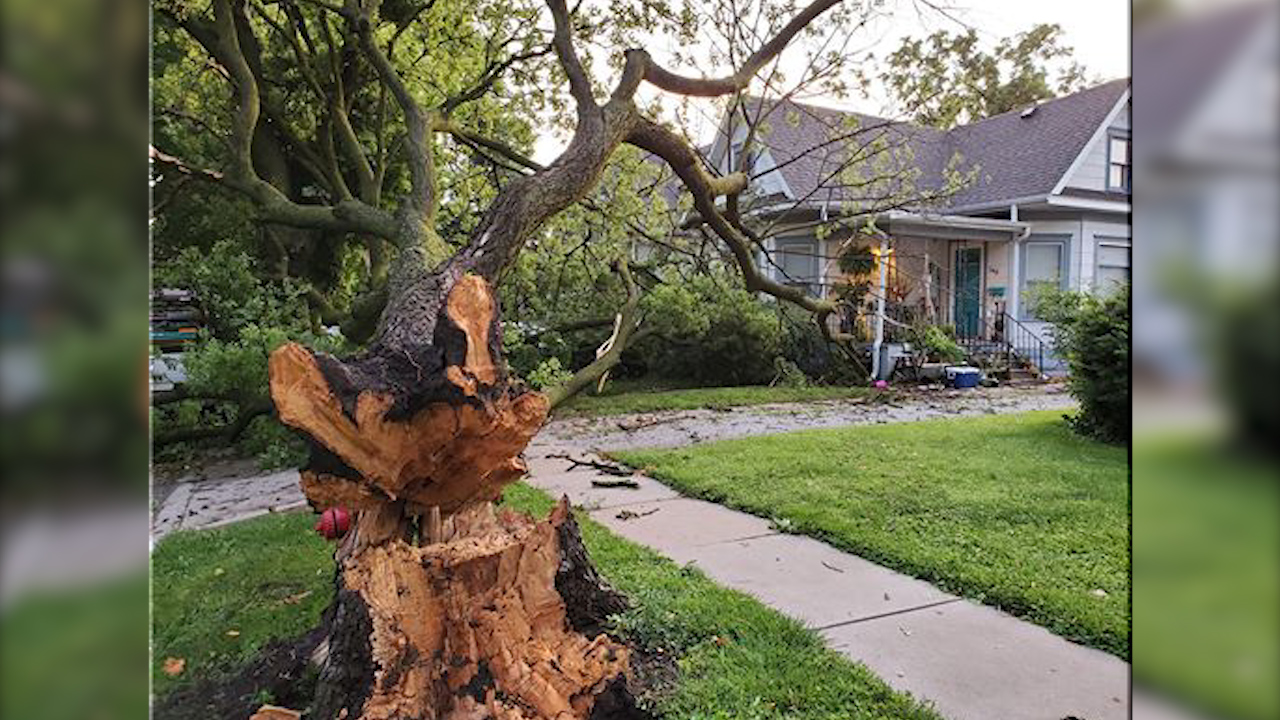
[945,365,981,389]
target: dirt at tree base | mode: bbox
[153,625,328,720]
[152,624,672,720]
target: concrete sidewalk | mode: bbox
[152,469,307,540]
[525,445,1130,720]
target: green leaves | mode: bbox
[880,23,1094,129]
[639,277,784,386]
[1031,284,1131,444]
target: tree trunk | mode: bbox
[268,267,638,719]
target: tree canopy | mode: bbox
[150,0,982,459]
[880,23,1092,129]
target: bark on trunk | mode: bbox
[268,270,637,719]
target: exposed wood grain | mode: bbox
[333,499,630,720]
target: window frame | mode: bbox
[728,140,759,175]
[1106,130,1131,192]
[773,236,821,295]
[1093,235,1131,294]
[1019,235,1071,320]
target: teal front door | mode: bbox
[954,247,982,338]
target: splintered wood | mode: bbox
[269,276,547,514]
[344,500,628,720]
[445,274,500,388]
[265,275,632,719]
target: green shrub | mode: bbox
[772,357,810,388]
[637,278,784,386]
[910,323,966,363]
[777,307,866,385]
[237,416,308,471]
[526,357,574,390]
[1032,285,1130,443]
[153,239,347,466]
[154,240,305,342]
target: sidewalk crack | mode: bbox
[812,598,963,632]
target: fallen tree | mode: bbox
[154,0,867,715]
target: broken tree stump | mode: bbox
[268,274,637,720]
[313,499,630,720]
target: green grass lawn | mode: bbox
[1133,434,1278,720]
[555,377,872,418]
[614,410,1131,657]
[151,512,335,699]
[152,484,941,719]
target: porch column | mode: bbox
[1009,205,1022,320]
[871,234,888,380]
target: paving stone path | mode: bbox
[151,469,308,540]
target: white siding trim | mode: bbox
[1044,196,1132,213]
[1050,89,1132,196]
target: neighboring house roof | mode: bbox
[724,78,1130,213]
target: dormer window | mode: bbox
[1107,133,1131,191]
[729,141,758,174]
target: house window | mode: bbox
[1020,237,1068,319]
[774,238,821,296]
[729,140,758,174]
[1095,239,1131,294]
[1107,133,1131,191]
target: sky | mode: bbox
[533,0,1131,161]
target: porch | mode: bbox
[822,213,1055,377]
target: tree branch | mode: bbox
[635,0,843,97]
[439,121,545,172]
[545,260,648,409]
[440,44,554,115]
[355,0,436,217]
[627,117,854,342]
[546,0,595,115]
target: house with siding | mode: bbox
[703,79,1132,373]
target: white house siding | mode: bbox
[1007,212,1128,353]
[1015,218,1082,343]
[1064,102,1132,192]
[761,223,847,295]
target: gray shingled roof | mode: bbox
[729,78,1130,212]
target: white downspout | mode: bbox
[1009,204,1030,318]
[871,233,888,381]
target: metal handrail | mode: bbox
[1000,311,1045,376]
[952,311,1046,378]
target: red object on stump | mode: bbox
[315,506,351,540]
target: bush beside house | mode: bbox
[1033,285,1130,443]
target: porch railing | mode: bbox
[955,311,1046,377]
[999,311,1045,376]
